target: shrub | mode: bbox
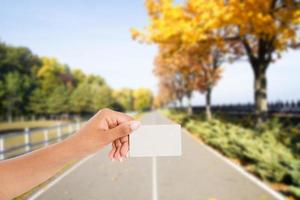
[162,110,300,199]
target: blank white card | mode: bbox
[129,124,182,157]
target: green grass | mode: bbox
[161,109,300,199]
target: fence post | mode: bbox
[43,130,49,146]
[24,128,30,152]
[0,137,4,160]
[57,125,62,141]
[68,124,73,134]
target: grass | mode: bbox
[161,109,300,200]
[1,121,74,159]
[0,120,65,132]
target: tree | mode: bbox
[113,88,134,111]
[47,85,70,116]
[2,72,23,121]
[29,89,47,116]
[133,88,153,111]
[132,0,300,125]
[69,82,93,114]
[131,0,225,119]
[0,42,41,119]
[154,45,195,114]
[154,44,223,118]
[36,57,75,115]
[71,69,86,86]
[69,75,113,114]
[0,41,123,119]
[225,0,299,125]
[90,84,113,112]
[37,57,70,93]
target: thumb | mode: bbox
[107,120,141,141]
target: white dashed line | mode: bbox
[152,156,158,200]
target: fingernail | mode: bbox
[126,153,129,158]
[130,121,141,131]
[111,158,115,162]
[119,157,123,162]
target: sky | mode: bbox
[0,0,299,105]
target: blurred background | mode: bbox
[0,0,300,199]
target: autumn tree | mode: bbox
[133,88,153,111]
[186,0,300,125]
[225,0,299,125]
[131,0,226,119]
[32,57,73,115]
[132,0,300,125]
[154,44,196,114]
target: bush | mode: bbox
[162,109,300,199]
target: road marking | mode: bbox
[183,129,285,200]
[28,154,95,200]
[152,156,158,200]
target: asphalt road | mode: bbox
[32,112,281,200]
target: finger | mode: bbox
[108,142,117,160]
[120,135,129,143]
[120,136,129,157]
[107,121,140,142]
[120,141,129,158]
[106,118,118,129]
[114,139,122,160]
[112,110,134,124]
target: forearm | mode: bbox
[0,133,86,200]
[0,108,138,200]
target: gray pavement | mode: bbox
[33,112,280,200]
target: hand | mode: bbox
[73,108,140,160]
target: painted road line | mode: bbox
[152,156,158,200]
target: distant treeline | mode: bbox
[0,41,153,121]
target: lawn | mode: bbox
[161,109,300,200]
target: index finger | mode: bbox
[112,110,133,124]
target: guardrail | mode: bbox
[0,121,83,160]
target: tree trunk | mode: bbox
[205,87,212,121]
[187,95,193,116]
[253,64,268,127]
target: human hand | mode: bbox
[73,108,140,161]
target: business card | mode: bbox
[129,124,182,157]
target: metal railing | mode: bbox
[0,121,82,160]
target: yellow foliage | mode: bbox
[133,88,153,111]
[131,0,299,109]
[132,0,300,54]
